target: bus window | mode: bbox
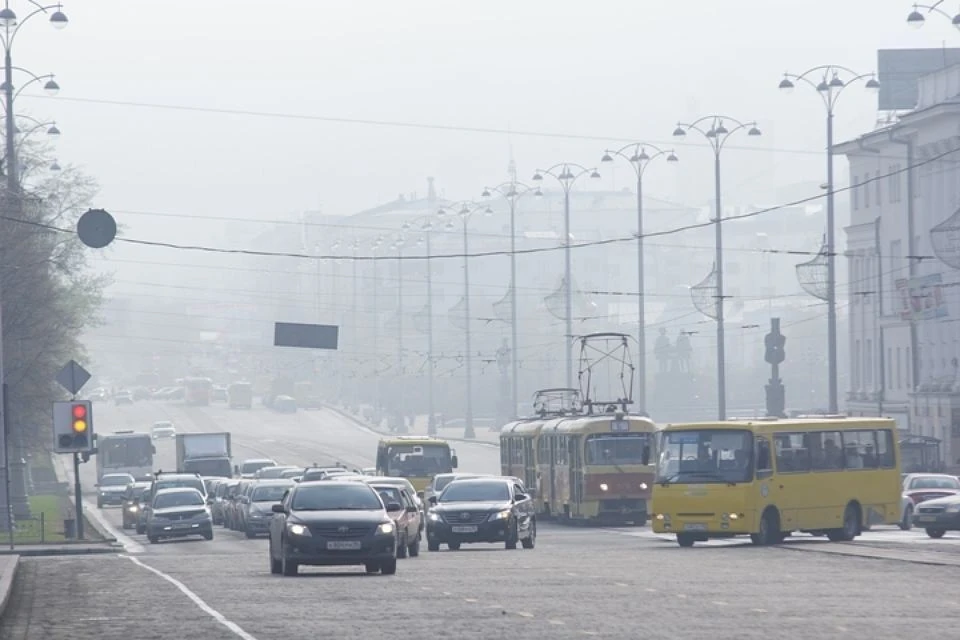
[755,438,771,477]
[810,431,843,471]
[876,429,895,468]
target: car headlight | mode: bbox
[377,522,395,535]
[947,503,960,513]
[128,505,138,512]
[488,510,511,521]
[287,523,311,536]
[427,512,440,521]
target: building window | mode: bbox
[852,176,860,210]
[864,172,871,207]
[889,164,901,203]
[896,347,902,389]
[866,339,873,386]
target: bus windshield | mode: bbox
[585,433,650,465]
[656,429,753,485]
[102,437,153,469]
[385,444,451,477]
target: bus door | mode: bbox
[754,436,786,528]
[570,436,583,517]
[523,437,536,502]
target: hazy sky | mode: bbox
[11,0,953,282]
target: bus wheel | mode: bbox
[827,503,860,542]
[676,533,695,547]
[751,509,781,546]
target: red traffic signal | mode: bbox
[71,403,88,433]
[72,404,87,419]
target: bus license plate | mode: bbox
[452,525,478,533]
[327,541,361,550]
[683,524,707,532]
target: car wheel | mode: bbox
[365,563,380,574]
[97,499,103,509]
[281,543,298,576]
[136,524,145,535]
[427,539,440,552]
[244,528,256,539]
[269,540,282,575]
[380,557,397,575]
[505,523,519,550]
[899,505,913,531]
[926,528,946,539]
[396,534,408,559]
[408,532,420,557]
[447,542,460,551]
[521,521,536,549]
[203,529,214,541]
[148,536,159,544]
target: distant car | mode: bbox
[114,391,134,406]
[254,466,299,480]
[97,473,136,508]
[146,487,214,543]
[370,483,421,558]
[151,421,176,439]
[426,477,536,552]
[242,480,295,538]
[211,386,228,403]
[269,480,399,576]
[423,473,483,507]
[902,473,960,504]
[279,468,304,480]
[236,459,277,479]
[911,492,960,538]
[273,395,297,413]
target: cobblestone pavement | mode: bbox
[3,523,960,639]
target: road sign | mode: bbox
[274,322,339,350]
[77,208,117,249]
[55,360,91,396]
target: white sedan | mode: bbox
[151,421,176,439]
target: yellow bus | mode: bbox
[375,436,458,495]
[538,412,656,525]
[651,417,901,547]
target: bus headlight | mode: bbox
[599,483,609,492]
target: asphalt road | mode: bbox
[4,399,960,638]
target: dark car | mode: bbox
[121,482,152,529]
[268,480,399,577]
[146,487,214,543]
[96,473,136,508]
[243,480,295,538]
[426,477,536,551]
[911,493,960,538]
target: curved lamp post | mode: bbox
[779,65,879,414]
[673,116,761,420]
[907,2,960,28]
[601,144,678,414]
[439,201,492,439]
[531,164,601,388]
[481,181,540,420]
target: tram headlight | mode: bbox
[639,482,648,490]
[599,483,609,492]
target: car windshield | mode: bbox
[372,486,402,508]
[291,484,383,511]
[252,485,290,502]
[439,481,509,503]
[280,469,302,478]
[909,476,960,490]
[154,491,204,508]
[385,444,452,477]
[241,461,275,474]
[585,433,650,465]
[101,474,134,486]
[656,429,754,485]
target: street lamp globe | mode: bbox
[748,125,762,136]
[953,13,960,29]
[590,170,601,179]
[43,79,60,96]
[444,220,455,231]
[47,124,60,136]
[481,188,491,197]
[906,6,925,28]
[50,161,61,171]
[865,77,880,91]
[778,76,795,93]
[0,8,17,29]
[50,8,68,30]
[600,153,613,163]
[667,152,679,162]
[672,126,686,137]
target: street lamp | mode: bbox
[480,181,540,420]
[391,234,407,433]
[600,144,678,415]
[673,116,761,420]
[439,201,492,439]
[906,2,960,28]
[531,164,601,388]
[778,65,879,414]
[0,1,68,533]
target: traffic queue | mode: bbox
[106,457,537,577]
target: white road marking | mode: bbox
[549,620,566,625]
[84,500,144,554]
[751,608,768,613]
[614,582,629,587]
[124,555,258,640]
[464,598,478,603]
[712,601,728,606]
[517,612,534,618]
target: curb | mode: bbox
[325,405,501,449]
[778,542,960,567]
[0,547,118,557]
[0,554,17,620]
[50,454,117,544]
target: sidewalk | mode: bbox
[327,405,502,447]
[0,555,17,620]
[49,453,116,544]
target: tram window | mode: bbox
[584,434,649,465]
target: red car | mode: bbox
[902,473,960,505]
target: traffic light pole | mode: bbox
[73,451,83,539]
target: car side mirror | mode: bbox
[428,496,438,506]
[405,505,418,513]
[451,455,459,469]
[271,504,285,514]
[515,493,528,502]
[385,502,402,512]
[206,498,214,505]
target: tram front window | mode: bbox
[585,434,650,465]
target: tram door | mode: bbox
[570,436,583,517]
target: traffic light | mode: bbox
[53,400,94,453]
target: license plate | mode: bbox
[173,523,191,529]
[683,523,707,532]
[451,525,478,533]
[326,540,361,551]
[914,515,934,522]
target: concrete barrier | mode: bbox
[0,554,19,620]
